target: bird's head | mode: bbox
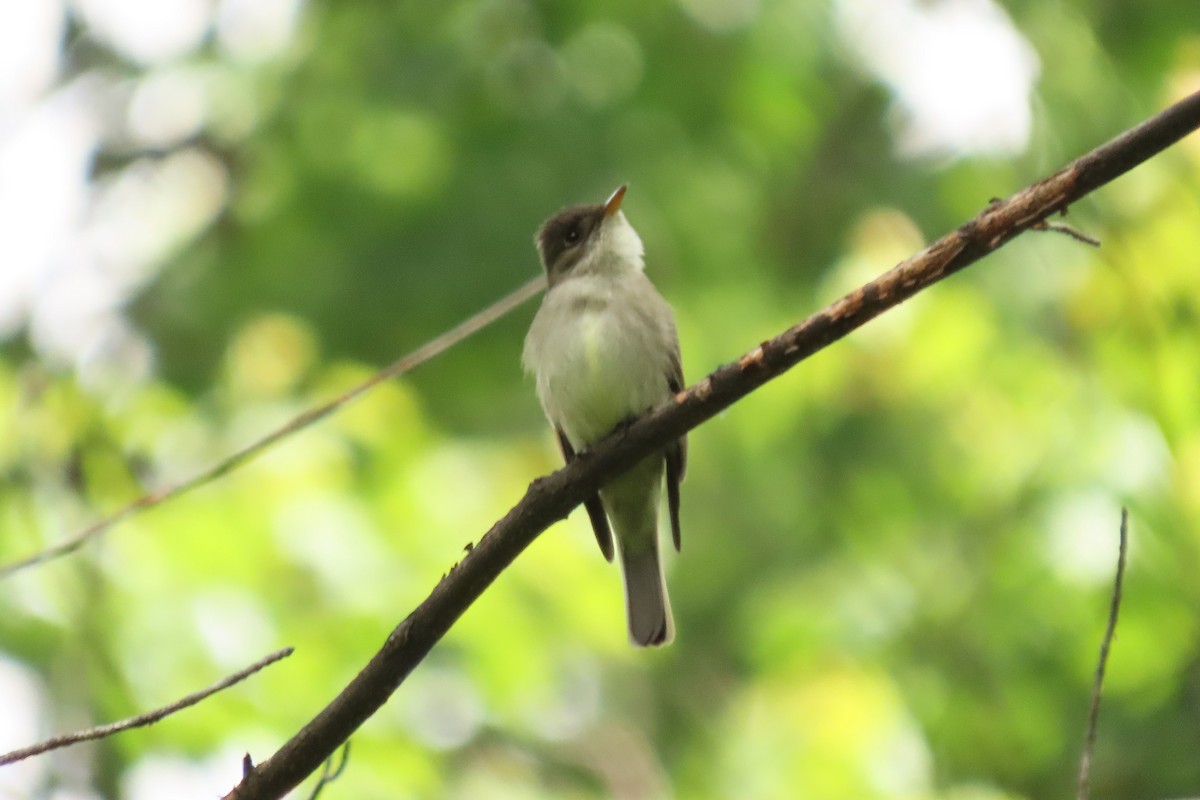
[535,185,645,287]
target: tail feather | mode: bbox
[604,456,674,647]
[620,541,674,647]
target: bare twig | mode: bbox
[224,93,1200,800]
[0,647,293,766]
[1077,508,1129,800]
[992,197,1102,247]
[0,276,546,579]
[307,742,351,800]
[1032,219,1102,247]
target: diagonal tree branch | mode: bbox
[0,276,546,580]
[225,92,1200,800]
[0,647,293,767]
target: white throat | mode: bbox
[575,210,645,279]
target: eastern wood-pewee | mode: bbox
[523,185,686,647]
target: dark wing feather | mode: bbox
[665,443,684,551]
[665,342,687,550]
[556,427,614,562]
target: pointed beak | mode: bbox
[603,184,627,218]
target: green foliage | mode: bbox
[3,1,1200,798]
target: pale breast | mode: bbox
[524,274,675,448]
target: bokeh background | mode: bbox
[2,1,1199,798]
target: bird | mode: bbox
[523,185,686,646]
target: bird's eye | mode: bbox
[564,226,581,246]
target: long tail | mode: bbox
[619,539,674,646]
[605,457,674,647]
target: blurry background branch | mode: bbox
[0,276,545,579]
[0,648,292,767]
[1076,509,1129,800]
[225,93,1200,800]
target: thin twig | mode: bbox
[0,648,293,766]
[1033,219,1102,247]
[1077,507,1129,800]
[224,92,1200,800]
[991,197,1102,248]
[0,276,546,579]
[307,742,351,800]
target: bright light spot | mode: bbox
[0,655,47,798]
[47,789,104,800]
[1102,413,1170,493]
[25,146,228,376]
[399,666,485,749]
[123,750,245,800]
[216,0,305,63]
[75,0,212,65]
[127,67,209,147]
[86,147,230,281]
[835,565,917,648]
[0,0,64,118]
[76,315,155,391]
[836,0,1039,158]
[865,715,932,796]
[678,0,760,33]
[1045,492,1125,584]
[28,254,123,368]
[0,78,99,336]
[0,0,299,387]
[523,652,602,740]
[408,445,498,531]
[192,590,278,668]
[272,494,398,612]
[721,666,931,796]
